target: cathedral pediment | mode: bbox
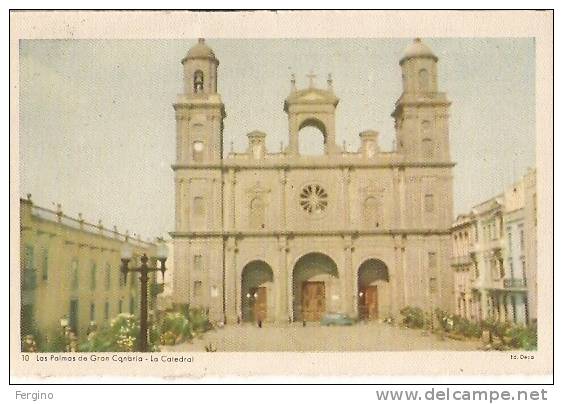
[284,88,339,110]
[301,92,326,102]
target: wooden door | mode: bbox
[251,287,267,322]
[359,286,378,320]
[302,282,326,321]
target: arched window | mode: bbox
[192,141,204,162]
[249,197,265,229]
[418,68,429,92]
[193,70,204,93]
[422,138,434,159]
[298,118,326,156]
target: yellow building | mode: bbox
[20,196,157,340]
[451,169,537,325]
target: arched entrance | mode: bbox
[293,253,339,321]
[357,259,390,320]
[241,260,274,323]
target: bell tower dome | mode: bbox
[392,38,451,163]
[399,37,438,94]
[181,38,219,95]
[174,38,225,165]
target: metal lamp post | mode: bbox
[120,239,168,352]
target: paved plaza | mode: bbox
[163,322,482,352]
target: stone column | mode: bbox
[324,113,337,155]
[343,236,354,316]
[398,168,406,229]
[229,169,236,230]
[277,237,289,323]
[480,290,489,320]
[209,178,216,229]
[186,178,193,230]
[287,247,294,322]
[499,293,506,322]
[280,169,287,230]
[175,178,182,230]
[234,245,241,322]
[343,168,351,229]
[400,240,408,310]
[224,236,238,324]
[288,116,299,155]
[175,110,185,162]
[506,293,515,323]
[388,253,396,318]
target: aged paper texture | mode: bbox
[10,10,553,379]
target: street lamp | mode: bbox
[120,238,168,352]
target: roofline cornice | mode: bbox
[170,228,452,239]
[171,161,456,170]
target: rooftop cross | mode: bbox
[306,71,317,88]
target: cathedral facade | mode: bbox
[171,38,455,324]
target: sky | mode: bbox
[18,38,535,241]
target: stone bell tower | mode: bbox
[175,38,225,165]
[284,73,340,155]
[173,38,226,233]
[392,38,451,163]
[172,40,226,320]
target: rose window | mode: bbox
[299,184,328,215]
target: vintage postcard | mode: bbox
[9,10,553,380]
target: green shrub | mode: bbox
[493,321,512,344]
[455,317,482,338]
[480,318,536,349]
[187,307,212,334]
[400,306,425,329]
[508,323,537,350]
[480,318,496,344]
[21,335,38,352]
[429,309,482,339]
[160,312,192,344]
[435,309,455,332]
[172,304,212,333]
[79,313,159,352]
[79,328,115,352]
[40,331,69,352]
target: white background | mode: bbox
[2,1,559,402]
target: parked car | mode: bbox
[320,312,355,326]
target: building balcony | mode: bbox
[503,278,527,290]
[451,255,472,267]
